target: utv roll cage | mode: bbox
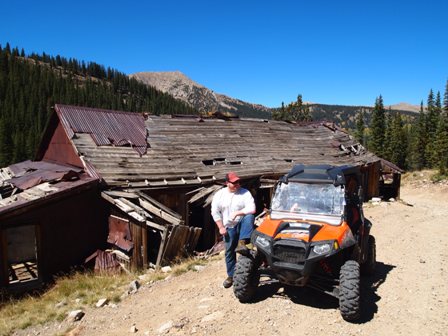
[280,164,361,187]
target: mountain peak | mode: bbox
[130,71,271,118]
[131,71,206,92]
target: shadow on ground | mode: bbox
[248,261,395,323]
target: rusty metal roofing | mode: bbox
[55,104,148,156]
[49,105,382,188]
[0,160,98,217]
[4,160,84,190]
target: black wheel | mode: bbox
[339,260,361,321]
[233,255,260,302]
[361,235,376,276]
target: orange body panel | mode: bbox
[257,215,351,246]
[312,221,351,245]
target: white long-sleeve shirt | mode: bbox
[211,187,256,228]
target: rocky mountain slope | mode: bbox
[130,71,271,118]
[130,71,419,128]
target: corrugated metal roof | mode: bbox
[4,160,84,190]
[55,104,148,156]
[0,160,98,217]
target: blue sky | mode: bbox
[1,0,447,108]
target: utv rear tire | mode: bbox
[339,260,361,321]
[361,235,376,275]
[233,255,260,303]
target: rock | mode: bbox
[128,280,141,294]
[157,321,173,333]
[138,274,149,281]
[193,265,205,272]
[174,317,189,329]
[55,300,67,308]
[130,325,138,333]
[201,311,224,322]
[161,266,172,273]
[96,298,108,307]
[68,309,85,322]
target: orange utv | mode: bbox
[233,164,376,321]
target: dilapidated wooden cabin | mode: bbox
[2,103,400,279]
[0,161,105,292]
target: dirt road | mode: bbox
[19,181,448,336]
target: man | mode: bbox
[211,172,256,288]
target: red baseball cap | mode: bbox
[225,172,241,183]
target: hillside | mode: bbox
[0,46,198,167]
[308,103,418,129]
[11,177,448,335]
[131,71,419,129]
[131,71,272,119]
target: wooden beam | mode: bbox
[155,227,169,269]
[145,220,166,232]
[142,225,148,269]
[103,190,139,199]
[138,195,184,225]
[137,192,182,219]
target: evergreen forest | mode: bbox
[274,89,448,175]
[0,43,197,166]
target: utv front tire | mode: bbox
[339,260,361,321]
[361,235,376,275]
[233,255,260,303]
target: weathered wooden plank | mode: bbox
[138,194,184,226]
[156,226,169,268]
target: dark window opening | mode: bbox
[6,225,39,285]
[202,158,242,166]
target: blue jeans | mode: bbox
[223,214,254,277]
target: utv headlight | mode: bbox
[255,236,271,249]
[312,243,331,255]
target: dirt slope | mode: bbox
[16,182,448,336]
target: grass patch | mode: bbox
[0,271,135,336]
[171,257,208,276]
[430,171,448,183]
[0,256,218,335]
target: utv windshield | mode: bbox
[271,182,345,218]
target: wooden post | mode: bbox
[142,225,148,269]
[155,227,169,269]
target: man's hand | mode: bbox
[219,226,227,235]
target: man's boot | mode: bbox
[223,276,233,288]
[235,240,253,256]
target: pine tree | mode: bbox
[0,117,13,166]
[369,95,386,157]
[383,112,393,161]
[389,112,408,168]
[444,80,448,114]
[354,110,365,145]
[273,94,312,122]
[435,82,448,174]
[407,102,427,170]
[425,89,441,167]
[434,113,448,174]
